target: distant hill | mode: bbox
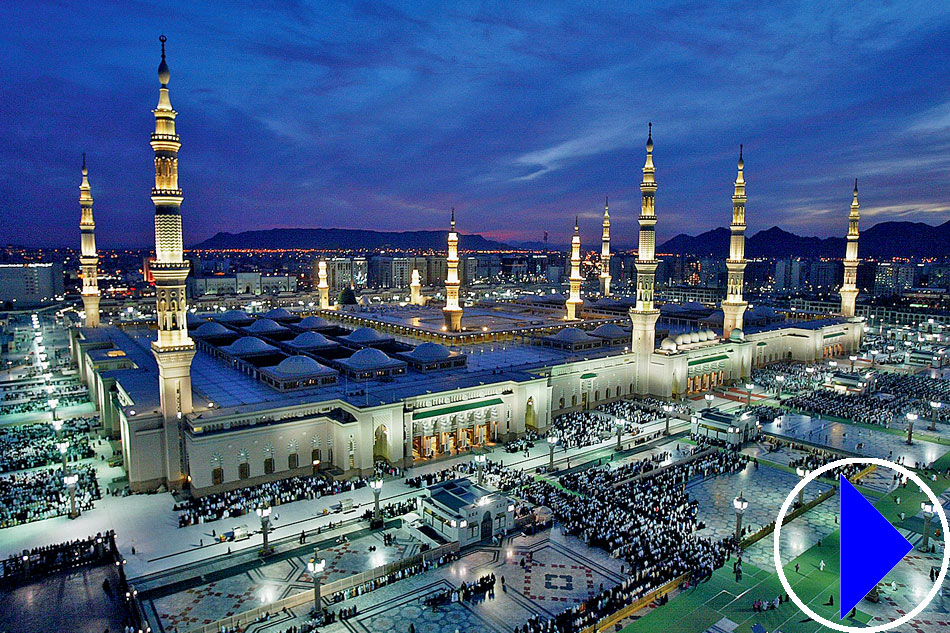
[658,220,950,259]
[193,228,509,251]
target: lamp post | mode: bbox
[307,548,326,616]
[906,412,918,446]
[370,478,383,521]
[921,502,935,552]
[849,355,857,373]
[64,473,79,519]
[745,383,754,407]
[733,492,749,543]
[886,345,895,362]
[56,441,69,471]
[869,350,879,369]
[663,404,673,436]
[775,374,784,402]
[615,419,625,451]
[795,466,809,508]
[256,505,273,556]
[547,435,559,470]
[704,393,714,409]
[930,401,942,432]
[48,398,59,423]
[474,454,486,485]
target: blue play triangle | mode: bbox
[839,475,912,619]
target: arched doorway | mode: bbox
[525,397,537,431]
[480,511,493,541]
[374,425,390,463]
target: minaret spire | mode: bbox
[839,179,861,318]
[443,207,463,331]
[79,153,100,327]
[149,35,196,490]
[566,216,583,320]
[317,258,330,309]
[722,144,748,341]
[629,123,661,394]
[599,196,612,296]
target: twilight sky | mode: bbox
[3,1,950,248]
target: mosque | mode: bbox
[70,38,863,494]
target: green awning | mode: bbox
[757,342,768,346]
[412,397,504,420]
[823,332,844,339]
[688,354,729,366]
[580,372,597,379]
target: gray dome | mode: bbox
[195,322,230,337]
[410,342,451,361]
[187,312,205,326]
[345,326,384,343]
[345,347,392,369]
[674,333,689,345]
[264,307,293,320]
[290,331,331,348]
[592,323,625,338]
[704,329,717,340]
[729,328,745,342]
[697,330,709,342]
[689,332,701,343]
[272,355,328,377]
[553,327,593,343]
[298,315,329,329]
[660,337,677,351]
[219,309,251,322]
[247,318,286,333]
[225,337,277,355]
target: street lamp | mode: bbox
[849,355,857,372]
[775,374,785,402]
[256,505,273,556]
[930,401,942,432]
[56,441,69,471]
[744,383,754,407]
[704,393,714,409]
[795,466,809,508]
[921,502,935,552]
[474,454,487,485]
[370,478,383,521]
[829,360,838,371]
[663,404,673,436]
[547,435,559,470]
[63,473,79,519]
[869,350,879,368]
[615,419,625,451]
[733,492,749,543]
[48,398,60,423]
[307,548,326,616]
[906,412,918,446]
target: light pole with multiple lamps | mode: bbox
[547,435,559,470]
[48,398,59,423]
[704,393,714,409]
[869,350,879,368]
[256,505,273,556]
[906,412,917,445]
[745,383,754,407]
[930,401,942,432]
[920,502,935,552]
[663,404,673,435]
[615,419,625,451]
[64,473,79,519]
[474,454,486,485]
[733,492,749,543]
[775,375,785,402]
[370,478,383,521]
[307,548,326,616]
[849,354,857,372]
[795,466,809,507]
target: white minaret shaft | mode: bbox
[566,217,583,320]
[317,259,330,309]
[149,35,195,489]
[629,123,661,394]
[839,179,860,318]
[599,197,611,296]
[79,153,100,327]
[442,208,462,331]
[410,269,423,305]
[722,145,748,340]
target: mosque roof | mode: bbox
[298,315,330,329]
[289,331,333,348]
[224,336,278,355]
[550,327,598,343]
[194,322,231,337]
[247,318,287,333]
[343,326,386,343]
[339,347,401,370]
[408,342,452,361]
[264,307,294,320]
[591,323,625,339]
[219,309,251,322]
[270,355,334,378]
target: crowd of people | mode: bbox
[424,572,497,606]
[0,420,95,474]
[0,380,89,416]
[0,531,114,581]
[176,473,368,527]
[751,362,822,395]
[787,388,915,428]
[0,464,101,528]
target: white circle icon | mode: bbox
[773,457,949,633]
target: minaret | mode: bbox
[566,216,583,320]
[317,259,330,309]
[839,179,860,318]
[410,269,423,305]
[629,123,660,394]
[442,208,463,331]
[599,197,612,296]
[149,36,195,489]
[722,145,748,339]
[78,153,100,327]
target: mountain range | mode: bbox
[658,220,950,259]
[194,228,508,251]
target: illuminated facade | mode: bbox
[721,145,748,339]
[78,153,100,327]
[410,268,423,305]
[839,180,860,318]
[442,208,463,331]
[317,258,330,309]
[149,36,195,489]
[599,197,611,296]
[566,217,583,320]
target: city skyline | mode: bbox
[4,1,950,248]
